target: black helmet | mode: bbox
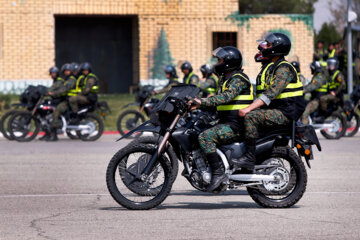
[180,61,193,72]
[164,65,177,78]
[49,66,59,75]
[212,46,242,76]
[258,32,291,57]
[200,64,214,75]
[327,58,339,72]
[310,61,322,74]
[70,62,80,73]
[61,63,72,73]
[291,61,301,73]
[80,62,92,72]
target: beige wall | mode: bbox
[0,0,314,91]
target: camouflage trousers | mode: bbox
[301,99,319,124]
[244,109,290,139]
[319,94,339,111]
[52,101,68,128]
[198,124,242,155]
[69,95,89,113]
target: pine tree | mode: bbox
[151,28,174,80]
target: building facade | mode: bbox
[0,0,314,93]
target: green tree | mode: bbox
[315,23,342,48]
[238,0,317,14]
[151,28,174,80]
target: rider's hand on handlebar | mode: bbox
[330,91,336,96]
[187,98,201,110]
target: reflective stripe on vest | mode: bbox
[84,73,99,93]
[256,62,274,97]
[185,72,194,84]
[216,73,254,111]
[66,76,78,96]
[206,75,218,94]
[329,70,340,90]
[268,61,303,99]
[315,73,328,93]
[328,49,336,58]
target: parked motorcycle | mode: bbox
[116,85,159,138]
[8,97,105,142]
[106,84,321,210]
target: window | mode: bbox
[212,32,237,49]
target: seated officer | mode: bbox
[152,65,179,95]
[181,61,199,86]
[319,58,345,112]
[301,61,327,124]
[235,33,305,170]
[291,61,306,85]
[68,62,99,116]
[189,46,254,192]
[199,64,218,97]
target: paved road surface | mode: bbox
[0,134,360,239]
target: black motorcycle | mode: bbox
[8,97,105,142]
[117,85,159,138]
[106,85,321,210]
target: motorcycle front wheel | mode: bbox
[77,113,104,141]
[8,111,40,142]
[247,146,307,208]
[320,112,346,139]
[106,144,172,210]
[0,110,18,140]
[117,110,145,138]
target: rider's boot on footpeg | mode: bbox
[206,153,227,192]
[233,139,256,170]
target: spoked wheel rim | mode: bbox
[117,111,145,138]
[77,114,103,141]
[320,114,345,139]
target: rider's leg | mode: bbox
[301,99,319,124]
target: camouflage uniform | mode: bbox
[319,71,345,111]
[298,74,306,85]
[198,71,251,154]
[51,75,76,128]
[69,74,98,113]
[199,74,218,97]
[301,73,327,124]
[245,60,304,140]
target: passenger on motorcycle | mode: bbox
[319,58,345,112]
[188,46,254,192]
[236,32,305,170]
[181,61,200,86]
[47,63,77,141]
[255,50,274,98]
[68,62,99,119]
[291,61,306,85]
[199,64,218,97]
[70,62,81,79]
[300,61,328,124]
[152,65,179,95]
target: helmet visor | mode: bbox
[212,47,228,59]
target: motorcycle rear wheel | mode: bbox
[320,112,346,139]
[247,146,307,208]
[344,113,360,137]
[8,111,40,142]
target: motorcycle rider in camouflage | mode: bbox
[235,32,305,170]
[188,46,254,192]
[199,64,218,97]
[181,61,200,86]
[319,58,345,112]
[152,65,179,95]
[301,61,328,124]
[291,61,306,85]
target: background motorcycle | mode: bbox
[342,85,360,137]
[116,85,159,138]
[106,85,321,210]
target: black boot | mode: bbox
[233,139,256,170]
[206,153,227,192]
[47,128,58,142]
[39,129,51,141]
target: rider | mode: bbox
[68,62,99,118]
[70,62,81,79]
[313,40,328,68]
[47,63,77,141]
[199,64,218,97]
[39,67,64,141]
[291,61,306,85]
[189,46,254,192]
[319,58,345,112]
[181,61,200,86]
[152,65,179,95]
[300,61,328,124]
[235,32,305,170]
[255,50,274,98]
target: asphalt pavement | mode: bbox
[0,133,360,240]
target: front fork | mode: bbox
[140,114,182,180]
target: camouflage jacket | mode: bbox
[303,73,326,94]
[51,75,76,98]
[48,77,64,93]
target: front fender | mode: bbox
[116,121,161,141]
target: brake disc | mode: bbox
[262,167,290,192]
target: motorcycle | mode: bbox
[106,84,321,210]
[306,100,346,139]
[116,85,159,138]
[8,96,105,142]
[342,85,360,137]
